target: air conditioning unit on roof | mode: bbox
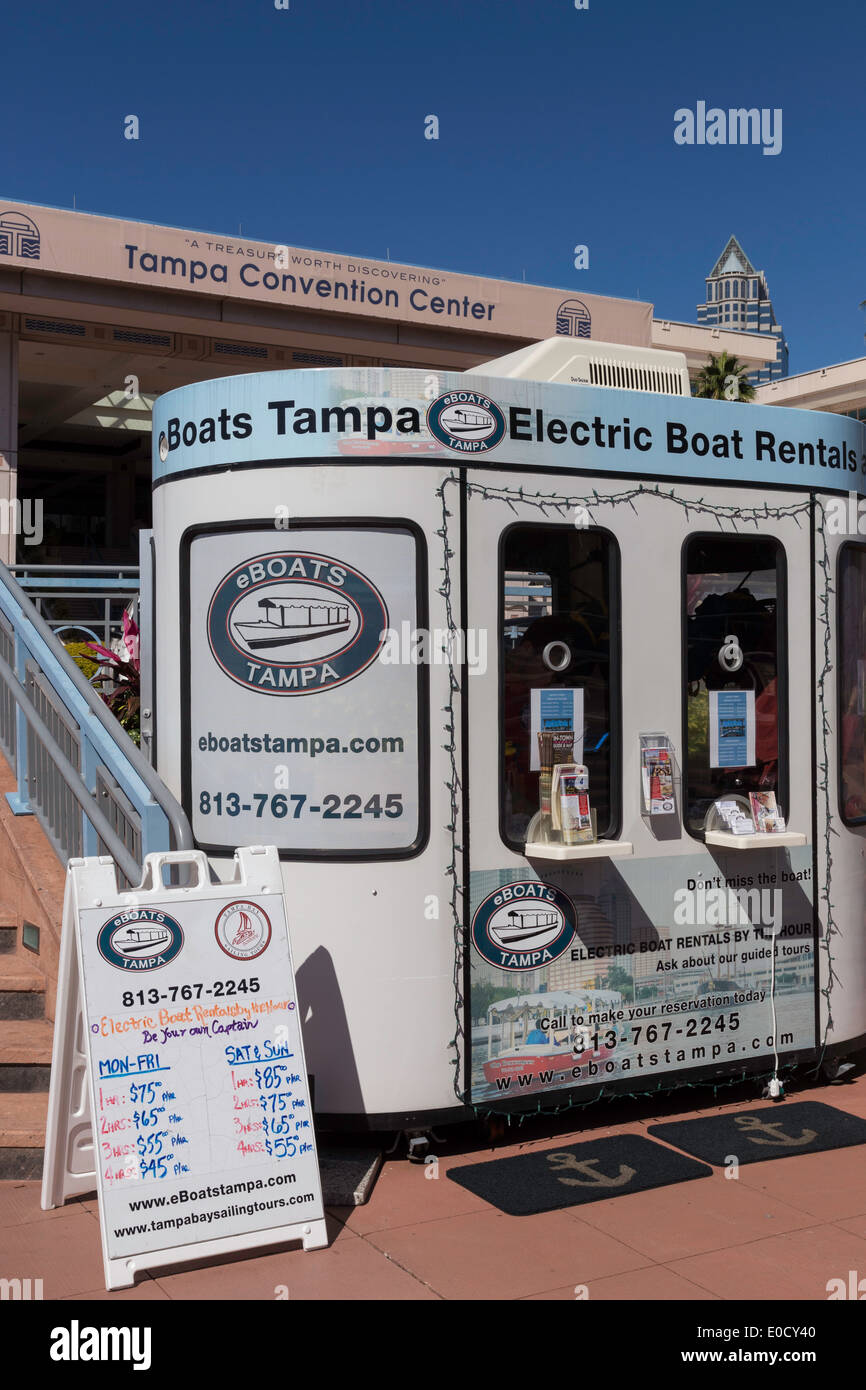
[467,337,690,397]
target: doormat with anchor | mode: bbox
[648,1102,866,1166]
[447,1135,711,1215]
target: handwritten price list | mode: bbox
[229,1046,314,1161]
[97,1052,191,1183]
[94,1025,314,1186]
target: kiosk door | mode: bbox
[816,498,866,1059]
[464,471,817,1109]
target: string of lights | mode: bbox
[434,471,835,1119]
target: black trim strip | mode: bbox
[153,455,866,499]
[313,1043,851,1129]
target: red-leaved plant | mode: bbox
[87,611,142,746]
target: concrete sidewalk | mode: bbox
[2,1073,865,1300]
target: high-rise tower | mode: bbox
[697,235,789,385]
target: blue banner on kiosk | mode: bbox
[152,368,866,494]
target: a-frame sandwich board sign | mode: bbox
[42,845,327,1290]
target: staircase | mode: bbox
[0,558,193,1185]
[0,914,52,1178]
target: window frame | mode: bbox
[681,531,790,842]
[497,519,622,853]
[179,515,430,862]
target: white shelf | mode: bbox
[705,830,807,850]
[524,840,634,861]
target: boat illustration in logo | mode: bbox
[233,598,351,652]
[97,910,184,972]
[439,405,497,438]
[490,908,561,947]
[231,912,257,948]
[114,924,173,955]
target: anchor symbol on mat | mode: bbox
[734,1116,817,1147]
[546,1152,636,1187]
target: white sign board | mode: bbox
[186,526,422,853]
[42,847,327,1289]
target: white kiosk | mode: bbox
[149,343,866,1128]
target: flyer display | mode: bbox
[186,526,422,853]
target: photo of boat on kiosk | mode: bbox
[481,989,624,1088]
[336,395,445,458]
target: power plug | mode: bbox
[764,1077,784,1100]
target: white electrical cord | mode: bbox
[766,922,783,1099]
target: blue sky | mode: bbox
[2,0,864,373]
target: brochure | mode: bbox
[647,749,675,814]
[551,762,589,830]
[750,790,781,833]
[559,776,594,844]
[714,798,756,835]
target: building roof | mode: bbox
[755,354,866,413]
[708,235,759,279]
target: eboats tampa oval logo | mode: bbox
[471,882,577,972]
[97,910,184,972]
[427,390,506,454]
[208,551,389,696]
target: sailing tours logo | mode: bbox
[214,901,272,961]
[97,909,184,972]
[471,882,577,972]
[207,550,389,695]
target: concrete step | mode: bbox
[0,1019,53,1091]
[0,1091,48,1178]
[0,955,46,1020]
[0,924,18,954]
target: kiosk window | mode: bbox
[501,525,618,845]
[838,544,866,824]
[684,535,786,835]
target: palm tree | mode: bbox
[693,352,756,402]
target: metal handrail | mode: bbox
[8,564,141,651]
[0,560,193,880]
[0,646,141,884]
